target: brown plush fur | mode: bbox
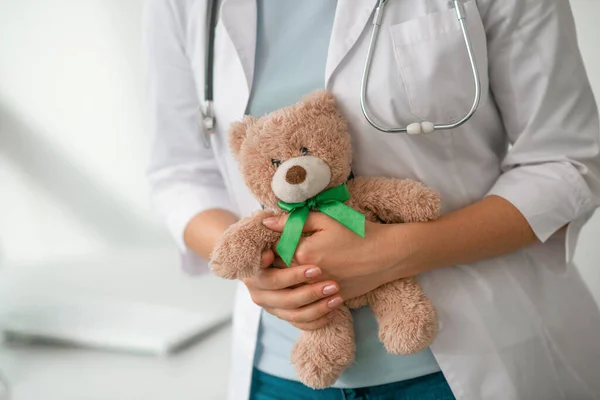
[211,209,280,280]
[227,91,352,209]
[209,90,440,389]
[292,306,355,388]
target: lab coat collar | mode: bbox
[220,0,377,92]
[325,1,378,87]
[220,0,257,92]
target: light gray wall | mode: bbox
[0,0,167,264]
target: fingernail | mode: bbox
[262,217,279,226]
[322,285,338,296]
[305,268,321,278]
[327,297,343,309]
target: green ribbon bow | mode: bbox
[276,183,366,267]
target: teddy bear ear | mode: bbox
[300,89,337,112]
[228,115,257,159]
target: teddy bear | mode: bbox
[209,90,440,389]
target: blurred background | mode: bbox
[0,1,599,399]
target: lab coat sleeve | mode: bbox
[481,0,600,263]
[143,0,237,274]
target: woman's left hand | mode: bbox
[262,213,409,300]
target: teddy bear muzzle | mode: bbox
[271,156,332,203]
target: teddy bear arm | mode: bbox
[209,210,280,280]
[349,177,440,223]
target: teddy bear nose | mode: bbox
[285,165,307,185]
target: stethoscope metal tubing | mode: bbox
[360,0,482,134]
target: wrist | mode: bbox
[184,208,239,258]
[385,222,433,279]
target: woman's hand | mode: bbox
[262,213,410,301]
[244,249,344,331]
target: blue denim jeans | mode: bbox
[249,368,456,400]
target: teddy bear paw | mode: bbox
[209,258,261,280]
[379,302,438,355]
[291,331,354,389]
[209,244,262,280]
[412,186,441,222]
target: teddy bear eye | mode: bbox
[271,159,281,168]
[300,147,309,156]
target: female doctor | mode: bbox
[143,0,600,399]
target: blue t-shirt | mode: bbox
[247,0,441,389]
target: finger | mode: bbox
[260,249,275,269]
[262,212,328,233]
[292,313,335,331]
[267,295,344,325]
[271,228,318,266]
[253,265,322,290]
[265,310,334,331]
[262,214,288,233]
[271,255,296,269]
[270,257,303,283]
[254,280,339,309]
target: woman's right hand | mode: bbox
[244,249,344,331]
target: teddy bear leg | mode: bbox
[369,278,438,355]
[291,306,355,389]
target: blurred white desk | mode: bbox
[0,325,231,400]
[0,246,237,400]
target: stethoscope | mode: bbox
[199,0,482,148]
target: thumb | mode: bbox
[262,214,288,232]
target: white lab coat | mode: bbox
[143,0,600,399]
